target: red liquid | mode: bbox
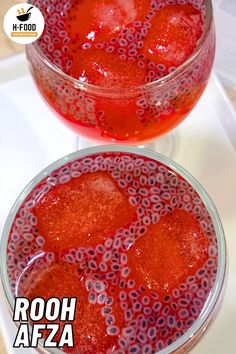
[21,263,124,353]
[66,4,203,86]
[33,172,134,252]
[7,151,218,353]
[20,208,207,353]
[127,209,208,295]
[28,0,215,143]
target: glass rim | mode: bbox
[0,145,226,354]
[28,0,213,96]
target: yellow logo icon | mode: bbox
[17,8,25,15]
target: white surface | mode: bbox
[0,54,236,354]
[214,0,236,89]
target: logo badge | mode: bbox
[4,3,45,44]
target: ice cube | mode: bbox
[65,0,150,45]
[142,4,204,68]
[69,47,146,88]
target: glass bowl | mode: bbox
[0,146,226,353]
[26,0,215,144]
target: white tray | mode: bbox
[0,53,236,354]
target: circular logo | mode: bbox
[3,3,45,44]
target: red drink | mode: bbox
[6,149,221,353]
[27,0,215,143]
